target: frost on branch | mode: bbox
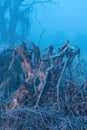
[0,40,87,130]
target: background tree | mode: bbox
[0,0,53,46]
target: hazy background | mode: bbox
[0,0,87,54]
[30,0,87,54]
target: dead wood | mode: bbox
[7,41,81,110]
[1,40,87,130]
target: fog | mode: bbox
[0,0,87,54]
[30,0,87,53]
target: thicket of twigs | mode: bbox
[0,41,87,130]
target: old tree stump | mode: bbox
[0,41,87,130]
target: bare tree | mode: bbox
[0,0,54,45]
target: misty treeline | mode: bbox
[0,40,87,130]
[0,0,53,45]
